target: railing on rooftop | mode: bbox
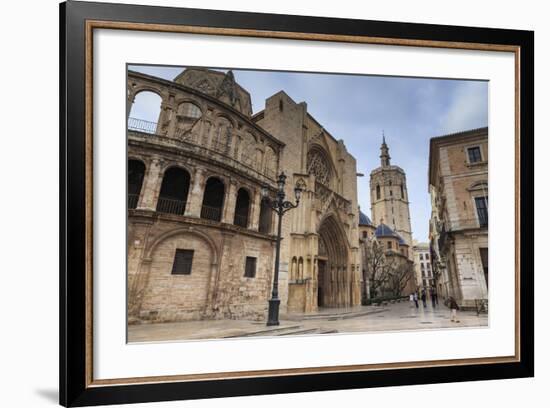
[128,117,158,134]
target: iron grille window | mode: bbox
[244,256,257,278]
[475,196,489,227]
[467,146,482,163]
[171,249,194,275]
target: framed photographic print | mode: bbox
[60,0,534,406]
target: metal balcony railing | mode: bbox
[233,213,249,228]
[128,193,139,209]
[201,205,222,222]
[128,117,158,134]
[156,197,186,215]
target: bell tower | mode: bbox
[370,134,413,249]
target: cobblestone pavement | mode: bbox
[128,300,488,343]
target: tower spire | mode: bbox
[380,131,391,167]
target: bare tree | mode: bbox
[387,261,414,297]
[363,239,390,299]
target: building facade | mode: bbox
[428,127,489,309]
[370,137,413,252]
[126,68,362,324]
[412,242,434,289]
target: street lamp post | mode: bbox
[261,172,303,326]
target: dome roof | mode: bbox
[396,235,407,246]
[359,210,373,226]
[375,223,397,238]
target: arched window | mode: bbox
[259,198,272,233]
[156,167,190,215]
[233,188,251,228]
[175,102,202,138]
[307,148,331,185]
[291,257,298,280]
[400,184,404,198]
[178,102,201,121]
[298,257,304,280]
[212,117,232,154]
[264,146,278,179]
[376,184,381,200]
[128,91,162,134]
[201,177,225,221]
[128,160,145,209]
[240,132,257,169]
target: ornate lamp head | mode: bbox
[277,172,287,192]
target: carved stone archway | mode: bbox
[317,214,351,308]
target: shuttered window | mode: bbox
[244,256,257,278]
[467,146,482,163]
[171,249,194,275]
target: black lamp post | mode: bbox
[261,172,303,326]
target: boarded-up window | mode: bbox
[171,249,194,275]
[244,256,257,278]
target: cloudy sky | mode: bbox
[129,64,488,242]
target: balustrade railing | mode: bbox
[201,205,222,221]
[233,213,249,228]
[128,117,158,134]
[128,193,139,209]
[156,197,186,215]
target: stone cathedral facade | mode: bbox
[126,68,361,324]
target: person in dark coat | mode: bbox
[421,289,427,307]
[449,296,460,322]
[430,287,437,307]
[413,292,419,308]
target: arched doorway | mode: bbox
[201,177,225,221]
[128,159,145,209]
[233,188,251,228]
[317,215,350,308]
[156,167,191,215]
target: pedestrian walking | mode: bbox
[413,292,419,308]
[409,293,415,308]
[449,296,460,322]
[421,289,427,307]
[430,287,436,307]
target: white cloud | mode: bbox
[441,81,488,134]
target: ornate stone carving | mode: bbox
[307,149,331,185]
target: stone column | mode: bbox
[221,180,237,224]
[137,158,163,211]
[185,168,206,218]
[155,101,168,135]
[127,91,136,119]
[249,189,262,231]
